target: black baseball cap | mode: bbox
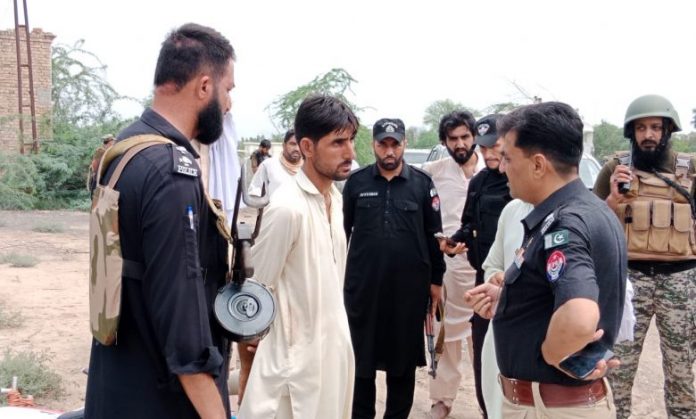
[373,118,405,143]
[474,114,502,147]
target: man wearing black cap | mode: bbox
[343,118,446,419]
[445,114,511,418]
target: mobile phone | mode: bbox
[617,153,632,194]
[558,342,615,379]
[433,232,457,247]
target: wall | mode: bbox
[0,27,55,154]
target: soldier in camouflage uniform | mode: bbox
[593,94,696,419]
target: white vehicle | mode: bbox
[403,148,430,168]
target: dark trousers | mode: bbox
[352,371,416,419]
[471,313,490,418]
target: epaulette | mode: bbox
[172,145,199,177]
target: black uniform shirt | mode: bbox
[343,163,445,286]
[343,163,445,376]
[493,179,626,385]
[85,108,230,418]
[451,168,510,278]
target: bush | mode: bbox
[0,253,39,268]
[0,152,39,210]
[0,302,24,329]
[31,221,66,233]
[0,349,64,404]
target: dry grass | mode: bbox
[0,253,39,268]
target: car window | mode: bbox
[404,150,429,164]
[426,144,448,163]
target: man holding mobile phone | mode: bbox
[465,102,626,419]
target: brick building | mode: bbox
[0,27,55,154]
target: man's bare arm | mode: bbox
[178,373,227,419]
[541,297,599,366]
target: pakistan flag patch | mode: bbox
[544,229,569,250]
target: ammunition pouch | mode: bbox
[615,153,696,261]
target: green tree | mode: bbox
[481,102,521,115]
[592,120,626,162]
[0,41,134,209]
[267,68,362,131]
[670,132,696,153]
[354,126,374,167]
[422,99,479,132]
[35,41,135,208]
[692,108,695,130]
[51,40,122,127]
[408,126,438,149]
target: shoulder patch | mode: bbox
[544,229,569,250]
[546,250,566,282]
[172,145,199,177]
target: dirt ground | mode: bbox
[0,209,686,418]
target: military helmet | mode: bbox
[623,94,682,137]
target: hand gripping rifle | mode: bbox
[425,298,445,379]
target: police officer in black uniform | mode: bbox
[343,118,446,419]
[449,113,510,417]
[85,24,236,419]
[465,102,626,418]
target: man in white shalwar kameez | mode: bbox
[238,95,358,419]
[248,129,303,197]
[421,110,484,418]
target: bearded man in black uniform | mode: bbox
[343,118,446,419]
[85,23,236,419]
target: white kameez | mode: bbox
[480,199,533,419]
[238,170,355,419]
[247,156,295,198]
[422,155,484,341]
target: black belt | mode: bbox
[629,260,696,275]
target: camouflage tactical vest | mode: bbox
[613,151,696,261]
[89,135,174,345]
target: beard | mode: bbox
[447,145,476,165]
[314,159,352,181]
[284,150,302,164]
[196,94,224,145]
[631,140,670,171]
[376,155,403,171]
